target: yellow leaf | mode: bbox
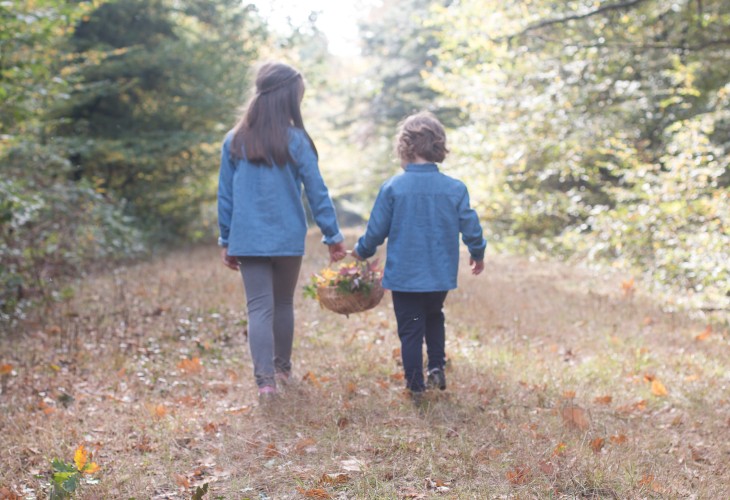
[74,445,88,471]
[83,462,100,474]
[651,380,668,397]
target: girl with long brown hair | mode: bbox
[218,62,346,400]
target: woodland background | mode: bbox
[2,0,728,324]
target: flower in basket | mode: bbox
[303,259,383,300]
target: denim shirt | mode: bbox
[217,128,343,256]
[354,163,486,292]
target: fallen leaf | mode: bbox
[690,445,708,462]
[264,443,280,458]
[610,434,628,445]
[400,488,425,499]
[538,460,555,475]
[616,399,646,413]
[336,416,350,429]
[303,371,321,387]
[621,277,635,297]
[345,381,357,395]
[294,438,317,454]
[552,442,567,456]
[74,445,88,471]
[643,373,655,382]
[642,316,654,326]
[390,372,405,381]
[319,472,349,485]
[296,487,331,499]
[590,437,605,453]
[153,404,168,419]
[0,487,21,500]
[561,404,589,430]
[594,395,612,405]
[224,405,251,415]
[651,380,668,397]
[561,390,576,399]
[177,357,202,374]
[0,364,12,375]
[392,347,401,359]
[695,325,712,341]
[174,473,190,489]
[506,466,530,485]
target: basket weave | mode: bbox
[317,282,384,316]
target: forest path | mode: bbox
[1,230,728,498]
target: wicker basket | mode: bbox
[317,282,384,316]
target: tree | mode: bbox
[52,0,267,239]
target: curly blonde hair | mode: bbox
[395,111,449,163]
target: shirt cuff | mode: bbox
[218,236,228,247]
[321,232,344,245]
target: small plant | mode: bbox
[50,445,100,499]
[303,259,382,300]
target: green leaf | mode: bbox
[52,459,76,473]
[191,482,209,500]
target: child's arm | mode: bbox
[217,137,238,270]
[457,187,487,273]
[353,185,393,260]
[293,132,344,249]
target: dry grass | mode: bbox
[1,230,729,499]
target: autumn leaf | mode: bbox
[650,380,668,397]
[177,357,202,374]
[296,487,331,499]
[153,404,168,419]
[319,472,349,485]
[621,277,635,297]
[294,438,317,454]
[552,442,567,456]
[303,371,321,387]
[593,395,612,405]
[610,434,628,445]
[561,404,590,430]
[506,465,530,485]
[83,462,100,474]
[590,437,605,453]
[561,390,576,399]
[390,372,405,381]
[695,325,712,341]
[74,445,88,471]
[0,364,12,375]
[264,443,280,458]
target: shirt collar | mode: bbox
[405,163,439,173]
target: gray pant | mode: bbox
[238,256,302,388]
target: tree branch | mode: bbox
[504,0,651,41]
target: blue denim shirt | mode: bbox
[217,128,343,256]
[354,163,486,292]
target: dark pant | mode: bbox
[391,290,448,392]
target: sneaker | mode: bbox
[258,385,278,402]
[275,371,291,386]
[409,389,426,406]
[427,368,446,390]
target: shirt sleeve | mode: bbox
[293,132,343,245]
[457,187,487,260]
[217,137,234,247]
[355,183,393,259]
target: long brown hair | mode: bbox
[231,62,317,166]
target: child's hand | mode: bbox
[328,241,347,262]
[470,258,484,275]
[221,248,239,271]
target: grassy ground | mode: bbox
[1,230,728,499]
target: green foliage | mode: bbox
[51,0,266,240]
[423,0,730,305]
[0,145,145,322]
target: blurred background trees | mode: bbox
[2,0,728,322]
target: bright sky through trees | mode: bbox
[253,0,381,56]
